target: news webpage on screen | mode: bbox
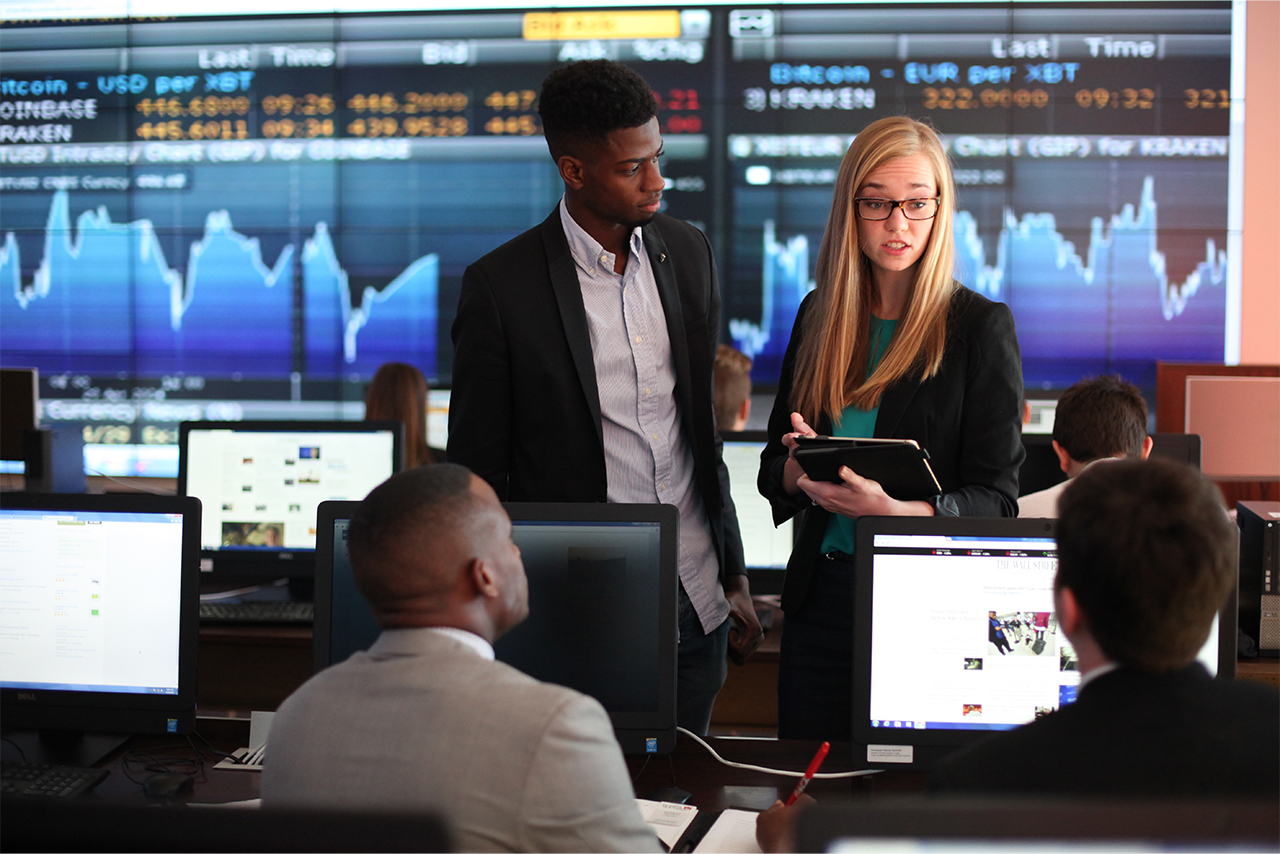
[185,429,395,551]
[866,534,1219,732]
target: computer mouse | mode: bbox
[143,771,195,799]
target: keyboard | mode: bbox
[199,600,314,624]
[0,762,108,798]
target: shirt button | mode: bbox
[635,336,642,343]
[644,388,651,394]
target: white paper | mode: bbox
[693,808,762,854]
[636,798,699,849]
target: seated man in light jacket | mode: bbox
[261,464,662,853]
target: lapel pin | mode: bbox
[658,253,666,263]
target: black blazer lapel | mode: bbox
[874,379,921,439]
[644,223,697,424]
[540,211,604,445]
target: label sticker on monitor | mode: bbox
[867,745,913,763]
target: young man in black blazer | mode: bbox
[448,60,762,735]
[931,457,1279,797]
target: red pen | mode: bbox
[785,741,829,805]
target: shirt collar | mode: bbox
[1078,660,1119,691]
[423,626,494,660]
[559,196,644,276]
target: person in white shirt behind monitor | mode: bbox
[1019,375,1152,518]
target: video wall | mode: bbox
[0,1,1237,475]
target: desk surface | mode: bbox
[78,719,916,811]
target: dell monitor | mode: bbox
[719,430,794,594]
[851,515,1236,770]
[0,491,201,767]
[313,499,679,754]
[177,420,403,582]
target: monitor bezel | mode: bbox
[719,428,794,595]
[500,502,680,744]
[851,514,1237,770]
[0,491,202,735]
[177,420,404,576]
[312,499,362,675]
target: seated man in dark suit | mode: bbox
[932,457,1279,797]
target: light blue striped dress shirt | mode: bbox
[559,199,728,634]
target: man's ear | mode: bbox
[1052,440,1073,475]
[469,558,499,600]
[1140,435,1154,460]
[557,155,585,190]
[1055,585,1085,638]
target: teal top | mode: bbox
[818,315,899,556]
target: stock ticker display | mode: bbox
[0,3,1235,475]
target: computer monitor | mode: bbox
[0,367,39,474]
[0,491,201,766]
[313,499,679,754]
[1019,432,1202,497]
[719,430,794,594]
[851,515,1236,771]
[177,420,403,580]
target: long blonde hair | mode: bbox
[791,117,958,425]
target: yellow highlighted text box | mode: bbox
[523,11,681,41]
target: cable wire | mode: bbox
[675,728,880,779]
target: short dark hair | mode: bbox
[713,344,752,430]
[1055,457,1235,673]
[1052,375,1148,462]
[538,60,657,161]
[348,463,481,612]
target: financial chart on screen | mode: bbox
[0,1,1238,475]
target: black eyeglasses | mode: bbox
[854,197,941,221]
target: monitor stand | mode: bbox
[1,729,130,767]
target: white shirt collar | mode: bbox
[559,196,643,275]
[1078,660,1119,691]
[423,626,494,660]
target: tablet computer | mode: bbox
[793,436,942,500]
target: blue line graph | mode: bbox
[0,191,439,378]
[730,177,1226,379]
[303,222,439,377]
[728,219,815,366]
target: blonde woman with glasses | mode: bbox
[758,117,1025,741]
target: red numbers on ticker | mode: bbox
[654,88,702,134]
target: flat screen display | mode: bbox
[178,420,401,555]
[0,507,184,695]
[852,516,1235,768]
[0,1,1240,476]
[719,430,793,579]
[496,517,667,716]
[0,491,200,742]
